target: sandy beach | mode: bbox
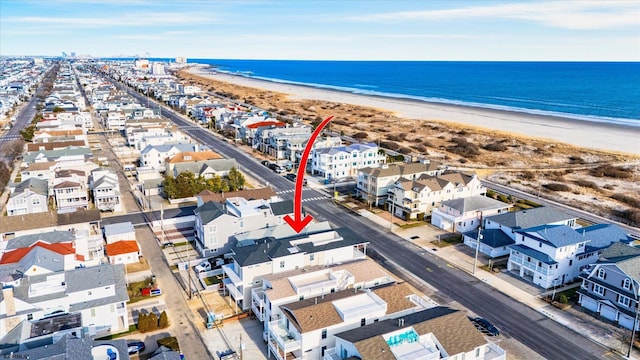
[188,67,639,155]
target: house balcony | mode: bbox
[222,264,243,285]
[251,288,265,322]
[223,278,243,301]
[323,348,341,360]
[509,254,553,276]
[268,320,301,358]
[484,341,507,360]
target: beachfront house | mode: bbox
[310,142,386,181]
[507,223,632,289]
[387,171,485,220]
[356,161,443,207]
[463,207,577,258]
[430,195,509,233]
[578,242,640,330]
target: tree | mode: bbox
[20,125,36,142]
[137,313,148,332]
[226,167,245,191]
[163,176,177,199]
[159,310,169,328]
[147,312,159,332]
[52,106,65,113]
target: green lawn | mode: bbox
[433,234,463,248]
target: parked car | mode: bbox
[472,317,500,336]
[127,341,145,354]
[274,165,286,174]
[195,261,211,273]
[261,160,270,167]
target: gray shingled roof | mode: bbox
[194,201,226,224]
[173,158,237,176]
[11,178,49,197]
[600,242,640,263]
[582,223,632,252]
[360,161,441,178]
[464,229,514,249]
[6,230,74,250]
[270,200,293,216]
[518,225,588,248]
[484,206,574,230]
[440,195,507,213]
[2,333,129,360]
[510,244,557,264]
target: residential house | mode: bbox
[172,158,238,179]
[26,140,87,152]
[22,147,92,167]
[165,150,223,174]
[311,143,386,181]
[0,230,96,269]
[193,197,293,257]
[0,331,131,359]
[252,258,396,336]
[431,196,510,233]
[578,242,640,330]
[6,178,49,216]
[268,282,436,360]
[140,143,200,171]
[105,240,140,265]
[52,169,89,212]
[253,125,311,161]
[222,223,369,312]
[0,264,129,339]
[387,171,485,220]
[90,169,121,212]
[243,120,285,146]
[507,223,632,289]
[463,207,577,258]
[32,129,85,143]
[103,222,136,244]
[331,306,505,360]
[357,161,443,207]
[20,161,56,182]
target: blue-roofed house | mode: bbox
[310,142,386,181]
[463,206,577,258]
[507,224,632,289]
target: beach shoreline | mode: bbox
[187,66,639,155]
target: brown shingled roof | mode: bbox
[167,150,223,163]
[0,212,58,232]
[27,140,86,151]
[372,282,416,315]
[413,311,486,355]
[198,188,276,203]
[23,161,56,171]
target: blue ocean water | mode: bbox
[185,60,640,126]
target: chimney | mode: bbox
[3,287,16,316]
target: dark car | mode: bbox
[284,173,307,185]
[128,341,145,354]
[261,160,270,167]
[472,318,500,336]
[268,163,277,170]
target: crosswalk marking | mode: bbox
[302,196,330,202]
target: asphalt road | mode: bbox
[111,80,614,359]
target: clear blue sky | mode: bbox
[1,0,638,60]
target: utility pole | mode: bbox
[472,227,483,275]
[628,301,639,358]
[239,333,243,360]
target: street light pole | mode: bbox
[628,300,639,358]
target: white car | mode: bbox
[194,261,211,273]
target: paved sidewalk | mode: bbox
[358,207,639,359]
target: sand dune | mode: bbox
[189,67,639,155]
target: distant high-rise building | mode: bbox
[61,52,68,58]
[175,56,187,64]
[71,52,76,57]
[134,59,150,70]
[33,58,44,66]
[151,62,166,75]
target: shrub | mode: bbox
[486,189,497,199]
[157,337,180,352]
[611,194,640,208]
[520,172,536,180]
[159,310,169,329]
[410,144,427,153]
[379,141,400,151]
[352,132,368,140]
[591,165,632,179]
[497,194,510,203]
[448,137,480,157]
[559,294,569,304]
[483,141,508,152]
[568,156,585,164]
[398,147,412,154]
[573,180,599,190]
[543,183,571,192]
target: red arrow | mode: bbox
[284,115,334,233]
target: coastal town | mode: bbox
[0,55,639,360]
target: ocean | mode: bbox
[184,59,640,127]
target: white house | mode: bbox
[105,240,140,265]
[193,197,293,257]
[222,223,369,313]
[387,171,485,220]
[6,178,49,216]
[0,264,129,338]
[357,161,443,207]
[431,196,510,233]
[103,222,136,244]
[139,143,200,171]
[89,169,121,212]
[507,224,632,289]
[310,143,386,181]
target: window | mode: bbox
[593,284,605,296]
[361,318,366,327]
[619,295,631,307]
[597,268,606,280]
[27,314,33,320]
[280,261,285,268]
[309,254,314,261]
[322,329,327,339]
[623,279,631,290]
[32,198,40,205]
